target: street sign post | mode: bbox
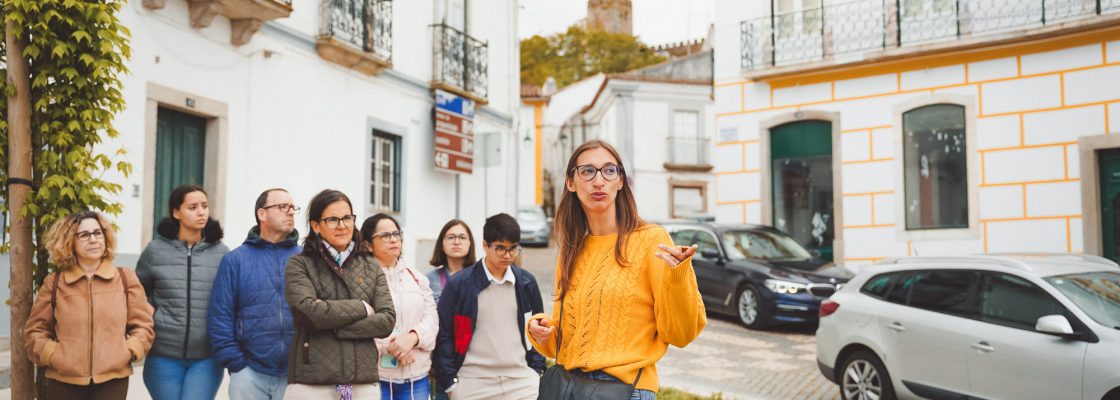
[434,89,475,174]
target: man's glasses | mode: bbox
[572,164,622,181]
[490,244,521,257]
[262,203,300,214]
[319,215,356,229]
[371,230,404,243]
[444,234,469,243]
[75,229,105,242]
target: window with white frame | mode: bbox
[670,110,705,165]
[671,183,707,218]
[370,131,400,212]
[902,103,968,230]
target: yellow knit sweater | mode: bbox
[528,224,707,392]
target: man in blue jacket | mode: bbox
[208,188,302,399]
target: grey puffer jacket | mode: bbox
[136,218,229,360]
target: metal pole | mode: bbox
[770,0,777,66]
[955,0,961,37]
[1042,0,1046,24]
[895,0,902,46]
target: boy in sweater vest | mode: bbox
[433,213,546,400]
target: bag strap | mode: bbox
[48,271,61,339]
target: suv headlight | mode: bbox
[765,279,807,294]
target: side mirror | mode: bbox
[546,217,554,225]
[700,248,721,260]
[1035,314,1075,336]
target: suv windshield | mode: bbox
[1044,271,1120,329]
[721,230,813,261]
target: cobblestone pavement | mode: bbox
[521,242,841,400]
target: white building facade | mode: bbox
[713,0,1120,266]
[102,0,523,267]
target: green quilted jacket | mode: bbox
[284,245,396,384]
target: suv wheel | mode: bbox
[736,285,769,329]
[839,350,895,400]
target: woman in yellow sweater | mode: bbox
[527,139,707,398]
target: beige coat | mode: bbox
[25,260,155,385]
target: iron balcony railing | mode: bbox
[741,0,1120,70]
[433,23,489,101]
[667,137,711,166]
[319,0,392,60]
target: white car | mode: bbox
[816,254,1120,400]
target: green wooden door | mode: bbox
[154,108,207,235]
[1098,150,1120,262]
[770,120,834,262]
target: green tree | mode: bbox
[521,26,665,89]
[2,0,133,395]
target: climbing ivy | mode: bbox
[1,0,133,288]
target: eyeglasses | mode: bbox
[371,230,404,243]
[262,203,301,214]
[75,229,105,242]
[572,164,622,181]
[319,215,356,229]
[444,234,469,243]
[490,244,521,257]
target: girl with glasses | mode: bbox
[283,189,396,399]
[526,140,707,400]
[360,214,439,400]
[426,219,478,304]
[136,184,229,400]
[25,211,155,399]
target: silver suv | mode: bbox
[815,254,1120,400]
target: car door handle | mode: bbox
[970,341,995,353]
[887,322,906,332]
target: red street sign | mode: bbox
[434,149,473,174]
[435,111,472,137]
[435,131,474,154]
[434,89,475,174]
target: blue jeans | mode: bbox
[380,376,430,400]
[577,370,657,400]
[229,366,287,400]
[143,355,224,400]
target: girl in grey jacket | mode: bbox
[136,185,229,400]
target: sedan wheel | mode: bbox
[840,350,895,400]
[736,286,768,329]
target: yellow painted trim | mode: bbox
[843,158,895,165]
[717,139,760,146]
[716,169,762,175]
[980,178,1080,188]
[979,141,1078,154]
[981,214,1082,223]
[717,199,762,206]
[761,26,1120,89]
[534,104,543,206]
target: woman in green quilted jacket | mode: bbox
[283,189,396,399]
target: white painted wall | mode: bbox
[97,0,521,270]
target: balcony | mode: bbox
[664,137,713,172]
[316,0,393,74]
[741,0,1120,75]
[432,23,489,104]
[144,0,292,45]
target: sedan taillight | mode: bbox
[819,299,839,317]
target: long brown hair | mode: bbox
[428,219,477,267]
[555,140,644,299]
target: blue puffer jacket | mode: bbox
[207,227,301,376]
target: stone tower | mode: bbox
[587,0,632,36]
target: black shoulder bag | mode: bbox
[538,294,643,400]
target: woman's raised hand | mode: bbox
[656,244,697,267]
[528,318,555,343]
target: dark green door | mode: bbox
[1098,150,1120,262]
[154,108,207,236]
[770,120,834,262]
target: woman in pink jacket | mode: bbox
[361,213,440,400]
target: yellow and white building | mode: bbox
[713,0,1120,268]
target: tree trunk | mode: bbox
[6,18,35,400]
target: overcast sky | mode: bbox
[518,0,715,46]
